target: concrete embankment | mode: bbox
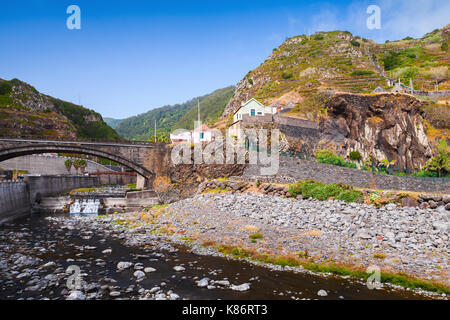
[0,181,31,224]
[0,175,100,224]
[39,190,159,214]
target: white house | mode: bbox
[233,98,278,123]
[170,124,218,144]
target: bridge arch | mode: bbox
[0,144,154,180]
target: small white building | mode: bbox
[170,124,218,144]
[233,98,278,123]
[169,129,192,143]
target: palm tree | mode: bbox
[64,159,73,173]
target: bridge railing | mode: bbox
[0,135,164,146]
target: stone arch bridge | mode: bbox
[0,138,171,189]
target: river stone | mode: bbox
[317,289,328,297]
[428,201,438,209]
[230,283,250,291]
[109,291,121,297]
[102,249,112,254]
[173,266,185,272]
[214,280,230,286]
[197,278,209,287]
[41,261,56,269]
[144,267,156,273]
[133,270,145,279]
[401,197,418,208]
[117,262,133,270]
[66,290,86,300]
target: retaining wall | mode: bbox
[0,181,30,224]
[245,156,450,193]
[0,175,100,224]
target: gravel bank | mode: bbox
[160,192,449,287]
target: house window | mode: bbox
[200,132,204,139]
[257,112,262,115]
[250,109,255,116]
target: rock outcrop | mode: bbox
[319,93,433,169]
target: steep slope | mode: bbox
[222,25,449,121]
[0,78,120,140]
[103,117,123,129]
[221,25,449,168]
[116,86,234,140]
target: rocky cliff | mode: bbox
[221,25,449,168]
[319,93,433,169]
[0,78,119,140]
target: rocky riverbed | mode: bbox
[0,206,445,300]
[163,192,449,286]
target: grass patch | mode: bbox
[249,233,263,240]
[213,244,449,294]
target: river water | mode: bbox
[0,212,429,300]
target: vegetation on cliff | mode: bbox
[0,78,119,140]
[223,25,449,120]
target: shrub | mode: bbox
[288,181,303,197]
[301,181,324,199]
[336,190,363,203]
[249,233,263,240]
[154,176,177,204]
[382,50,401,71]
[349,151,362,161]
[310,185,329,201]
[351,70,374,76]
[314,35,324,40]
[315,150,355,168]
[0,81,12,95]
[323,184,344,198]
[350,40,360,47]
[441,41,448,51]
[282,73,293,79]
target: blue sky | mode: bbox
[0,0,448,118]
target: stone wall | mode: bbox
[413,90,450,99]
[244,156,450,193]
[0,181,30,224]
[24,175,100,204]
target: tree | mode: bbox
[425,139,449,177]
[64,159,73,173]
[73,159,87,174]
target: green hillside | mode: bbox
[222,24,449,120]
[0,77,120,140]
[115,86,235,140]
[103,117,124,129]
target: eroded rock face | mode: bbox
[319,93,433,169]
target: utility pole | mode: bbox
[198,99,201,124]
[154,120,156,143]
